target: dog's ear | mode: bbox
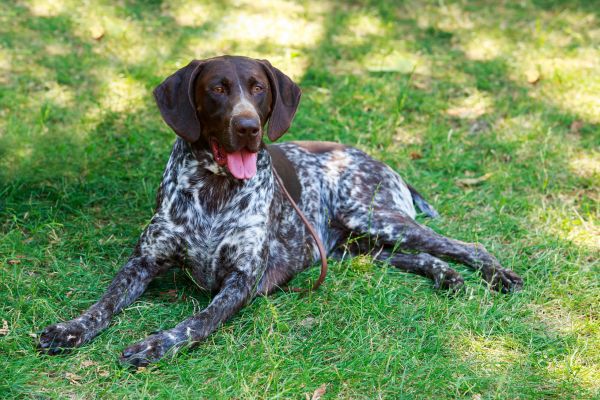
[153,60,204,143]
[260,60,302,142]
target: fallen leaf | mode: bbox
[311,384,327,400]
[410,152,422,160]
[570,120,584,135]
[446,104,486,119]
[65,372,82,385]
[0,320,9,336]
[81,360,98,368]
[8,259,21,265]
[99,370,110,377]
[526,68,540,84]
[456,173,493,188]
[90,24,105,40]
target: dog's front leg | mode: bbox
[38,255,169,354]
[120,271,255,367]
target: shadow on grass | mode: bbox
[291,1,598,396]
[1,0,598,398]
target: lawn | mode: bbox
[1,0,598,398]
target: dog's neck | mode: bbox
[187,137,227,176]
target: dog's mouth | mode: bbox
[210,138,258,180]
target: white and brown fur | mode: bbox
[38,56,522,367]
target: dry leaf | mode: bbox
[526,68,540,84]
[81,360,98,368]
[99,370,110,377]
[446,104,486,119]
[456,173,493,188]
[65,372,82,385]
[8,259,21,265]
[311,384,327,400]
[90,24,105,40]
[570,120,584,135]
[410,152,422,160]
[0,320,9,335]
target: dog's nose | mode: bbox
[233,117,260,137]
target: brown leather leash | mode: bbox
[272,167,328,293]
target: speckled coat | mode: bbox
[38,56,522,368]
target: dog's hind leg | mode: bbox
[373,249,464,290]
[339,207,522,293]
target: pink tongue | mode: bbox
[226,149,258,180]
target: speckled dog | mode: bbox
[38,56,523,367]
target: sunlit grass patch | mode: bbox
[530,200,599,251]
[24,0,68,17]
[1,0,599,398]
[161,0,216,27]
[570,150,600,180]
[458,333,525,374]
[333,12,387,46]
[215,0,324,48]
[446,88,493,119]
[0,46,13,84]
[512,48,600,123]
[181,0,327,79]
[97,71,148,113]
[547,351,600,391]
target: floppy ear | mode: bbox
[260,60,302,142]
[153,60,203,143]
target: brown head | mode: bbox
[153,55,301,180]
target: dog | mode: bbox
[38,56,523,367]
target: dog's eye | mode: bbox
[212,86,225,94]
[252,84,264,94]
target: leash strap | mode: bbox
[272,167,328,293]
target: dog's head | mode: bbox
[154,56,301,180]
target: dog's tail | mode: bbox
[407,184,439,218]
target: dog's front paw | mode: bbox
[120,333,178,368]
[483,267,523,293]
[38,321,88,355]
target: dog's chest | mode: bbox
[160,157,273,290]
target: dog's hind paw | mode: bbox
[483,267,523,293]
[433,269,465,291]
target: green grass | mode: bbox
[1,0,599,398]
